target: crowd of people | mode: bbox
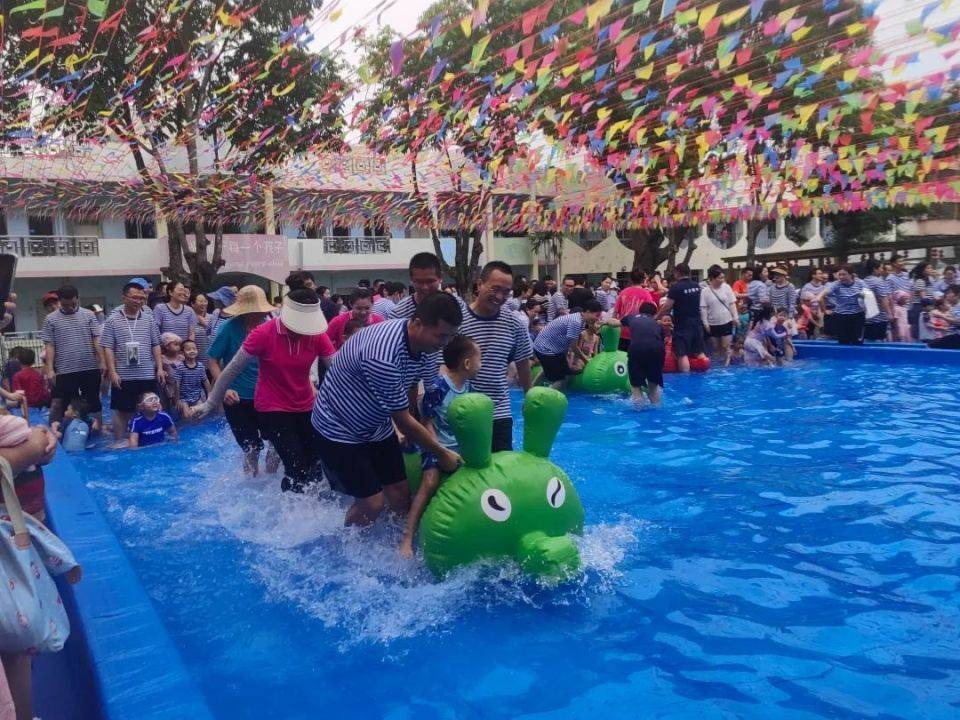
[0,250,958,717]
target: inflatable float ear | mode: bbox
[599,324,621,351]
[522,387,567,458]
[448,392,494,467]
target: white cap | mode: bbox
[279,296,328,336]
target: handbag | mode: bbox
[0,456,79,654]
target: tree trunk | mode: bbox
[745,220,764,267]
[163,219,189,282]
[621,228,667,273]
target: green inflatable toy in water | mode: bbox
[567,324,631,395]
[418,387,584,582]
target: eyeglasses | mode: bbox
[141,394,160,403]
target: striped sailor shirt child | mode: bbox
[174,361,208,405]
[388,294,467,391]
[534,313,586,358]
[153,302,197,342]
[100,308,161,380]
[863,275,892,323]
[824,279,866,314]
[312,319,427,444]
[458,306,534,421]
[768,282,798,317]
[40,307,101,374]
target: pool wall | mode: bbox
[33,451,215,720]
[794,339,960,365]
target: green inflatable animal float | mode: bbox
[568,324,631,394]
[414,387,585,582]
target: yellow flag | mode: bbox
[636,63,653,80]
[722,6,748,26]
[460,15,472,37]
[698,3,719,30]
[791,26,810,41]
[586,0,613,28]
[797,104,817,127]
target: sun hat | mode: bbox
[128,277,151,290]
[770,266,790,276]
[206,286,237,307]
[279,295,328,336]
[42,291,59,306]
[222,285,274,317]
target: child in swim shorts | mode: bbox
[399,335,481,558]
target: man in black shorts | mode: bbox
[312,293,464,527]
[656,263,708,373]
[41,285,105,429]
[621,302,665,405]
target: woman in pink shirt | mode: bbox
[325,287,384,349]
[614,269,655,351]
[198,289,334,493]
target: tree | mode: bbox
[3,1,346,289]
[822,206,927,259]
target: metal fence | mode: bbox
[0,333,46,367]
[321,236,391,254]
[0,235,99,257]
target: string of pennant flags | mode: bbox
[1,0,959,232]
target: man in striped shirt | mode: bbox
[547,276,574,321]
[100,282,165,445]
[313,292,464,527]
[42,285,105,429]
[862,259,893,341]
[388,252,466,393]
[460,261,534,452]
[534,300,606,390]
[818,265,866,345]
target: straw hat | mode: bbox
[770,266,790,277]
[222,285,274,317]
[279,295,328,335]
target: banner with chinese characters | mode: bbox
[221,234,290,284]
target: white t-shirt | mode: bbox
[700,282,737,326]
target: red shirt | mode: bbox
[732,280,749,296]
[614,286,655,340]
[325,312,384,350]
[12,367,50,408]
[242,317,335,413]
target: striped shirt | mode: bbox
[595,288,617,311]
[747,279,770,307]
[153,303,197,341]
[193,315,212,360]
[547,291,568,321]
[40,308,101,374]
[768,282,798,317]
[863,275,891,323]
[372,296,397,317]
[825,279,866,314]
[534,313,585,356]
[174,361,207,404]
[887,271,914,296]
[100,309,161,380]
[388,294,468,389]
[459,306,534,419]
[312,319,426,443]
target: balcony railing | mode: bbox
[0,235,99,257]
[322,235,391,255]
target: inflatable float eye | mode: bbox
[546,476,566,508]
[481,489,512,522]
[614,362,627,377]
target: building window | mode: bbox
[332,225,350,238]
[125,218,156,239]
[28,216,54,236]
[785,217,809,246]
[364,222,388,238]
[707,222,738,249]
[573,229,605,251]
[0,212,7,236]
[756,220,778,249]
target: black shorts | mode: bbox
[863,321,888,341]
[708,322,734,338]
[223,398,263,453]
[672,323,705,358]
[535,351,571,382]
[314,431,406,499]
[492,417,513,452]
[110,378,157,413]
[628,349,665,389]
[52,368,102,412]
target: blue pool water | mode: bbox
[69,359,960,719]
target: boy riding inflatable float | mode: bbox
[567,324,631,394]
[413,387,585,582]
